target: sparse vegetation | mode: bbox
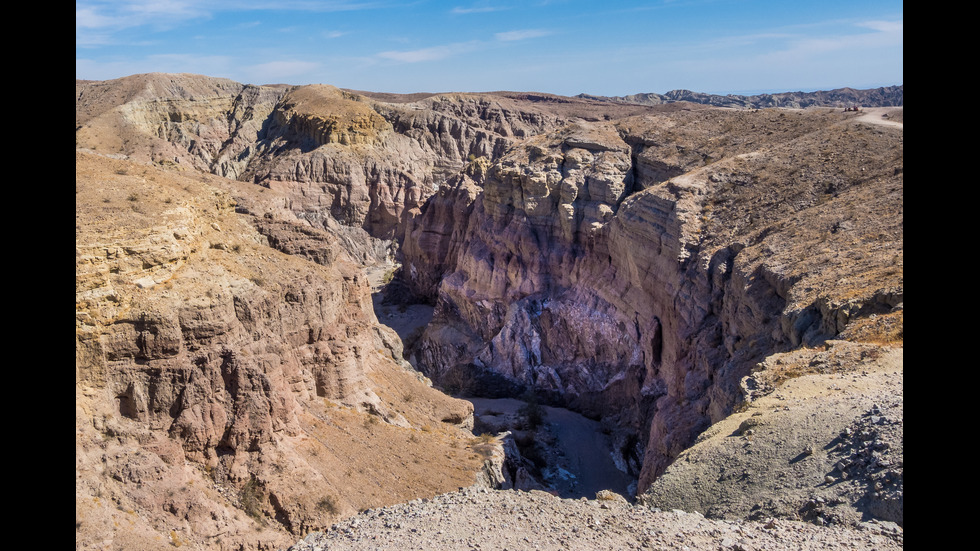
[317,495,339,515]
[473,432,497,459]
[381,266,397,285]
[239,478,264,521]
[518,396,545,430]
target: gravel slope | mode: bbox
[286,487,902,551]
[641,342,903,528]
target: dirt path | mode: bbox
[853,107,903,129]
[365,263,434,348]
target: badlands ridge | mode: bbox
[76,74,902,550]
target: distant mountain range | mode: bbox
[577,85,903,109]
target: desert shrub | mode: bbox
[518,397,545,430]
[381,267,397,285]
[317,495,339,515]
[471,433,497,459]
[239,478,263,521]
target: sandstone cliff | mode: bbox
[75,151,484,550]
[401,107,903,513]
[77,75,626,265]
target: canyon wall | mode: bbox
[75,151,483,550]
[76,74,657,549]
[402,108,904,489]
[76,75,586,264]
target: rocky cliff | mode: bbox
[75,151,484,550]
[77,75,640,264]
[401,106,903,503]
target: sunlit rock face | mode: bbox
[403,110,903,489]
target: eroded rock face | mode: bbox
[75,152,483,550]
[402,109,904,494]
[76,75,576,261]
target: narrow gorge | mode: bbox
[76,74,903,550]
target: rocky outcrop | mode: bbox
[640,342,904,527]
[75,152,485,550]
[76,75,580,261]
[402,107,904,500]
[285,485,902,551]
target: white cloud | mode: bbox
[76,0,382,46]
[451,5,507,14]
[857,20,903,33]
[377,42,480,63]
[494,29,551,41]
[378,46,454,63]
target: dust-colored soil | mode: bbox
[854,107,904,129]
[287,486,902,551]
[642,341,903,528]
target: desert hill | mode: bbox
[76,73,902,550]
[578,84,903,109]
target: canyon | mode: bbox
[76,73,903,550]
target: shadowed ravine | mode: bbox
[370,270,635,499]
[470,397,635,499]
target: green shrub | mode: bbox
[239,478,263,521]
[518,397,545,430]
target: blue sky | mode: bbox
[76,1,903,97]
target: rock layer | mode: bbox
[402,107,903,506]
[76,75,604,261]
[75,152,484,550]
